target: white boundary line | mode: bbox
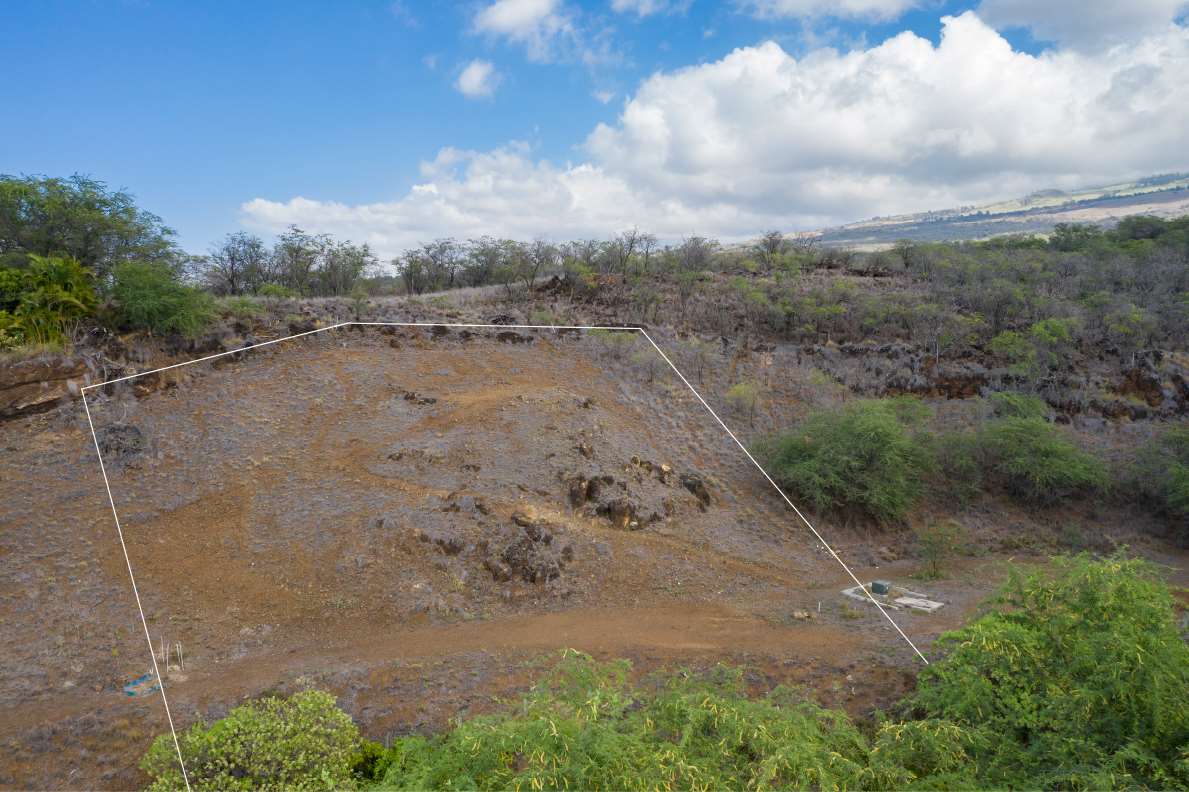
[80,395,192,791]
[80,319,928,787]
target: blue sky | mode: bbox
[2,0,1186,258]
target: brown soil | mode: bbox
[0,326,1182,790]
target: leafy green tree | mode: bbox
[316,239,375,297]
[0,174,177,281]
[141,690,362,791]
[204,232,270,295]
[1048,222,1104,252]
[271,226,326,296]
[759,399,933,524]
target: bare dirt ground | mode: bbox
[1,325,1183,789]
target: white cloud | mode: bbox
[611,0,690,17]
[737,0,921,21]
[472,0,574,61]
[456,60,501,98]
[978,0,1189,49]
[593,89,616,103]
[243,13,1189,259]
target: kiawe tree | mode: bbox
[0,174,178,282]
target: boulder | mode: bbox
[680,474,712,509]
[96,424,145,461]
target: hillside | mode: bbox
[2,175,1187,790]
[814,173,1189,247]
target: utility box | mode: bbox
[871,580,892,595]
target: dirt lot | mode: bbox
[0,326,1180,789]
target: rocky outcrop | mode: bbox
[0,355,87,420]
[807,342,1188,418]
[563,456,709,529]
[481,513,573,583]
[1119,351,1189,412]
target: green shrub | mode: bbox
[912,554,1189,789]
[759,399,933,524]
[0,254,96,347]
[0,310,22,350]
[220,295,262,320]
[375,651,875,791]
[141,690,362,791]
[929,430,982,505]
[258,282,296,301]
[979,417,1106,504]
[725,381,761,424]
[1131,425,1189,533]
[988,391,1050,420]
[112,260,215,336]
[988,329,1035,376]
[868,719,983,789]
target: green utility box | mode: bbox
[871,580,892,595]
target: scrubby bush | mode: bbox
[258,282,296,301]
[759,399,933,524]
[912,554,1189,789]
[1130,425,1189,533]
[141,690,363,791]
[220,295,262,320]
[111,260,215,336]
[725,380,761,424]
[913,519,964,580]
[928,430,983,505]
[979,416,1106,504]
[988,390,1050,420]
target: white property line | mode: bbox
[80,320,928,787]
[80,395,192,792]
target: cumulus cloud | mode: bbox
[243,12,1189,259]
[456,60,502,98]
[472,0,574,61]
[977,0,1189,49]
[737,0,921,21]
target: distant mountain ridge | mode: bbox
[812,173,1189,248]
